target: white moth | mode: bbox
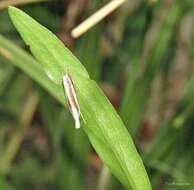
[63,73,81,129]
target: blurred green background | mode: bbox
[0,0,194,189]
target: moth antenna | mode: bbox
[80,112,86,124]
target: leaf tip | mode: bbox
[8,6,16,14]
[8,6,25,23]
[8,6,17,21]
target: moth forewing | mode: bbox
[63,74,81,129]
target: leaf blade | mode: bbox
[8,6,152,189]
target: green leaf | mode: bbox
[8,6,151,189]
[0,35,66,107]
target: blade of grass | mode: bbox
[7,6,151,189]
[120,2,183,137]
[0,35,66,107]
[0,61,14,95]
[0,92,39,174]
[144,78,194,162]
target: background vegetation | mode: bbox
[0,0,194,189]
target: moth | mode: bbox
[63,73,81,129]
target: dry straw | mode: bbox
[71,0,127,38]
